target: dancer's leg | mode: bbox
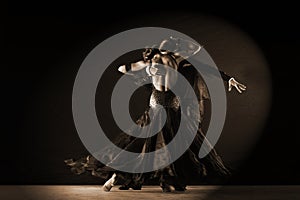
[102,173,117,192]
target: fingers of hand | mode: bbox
[238,83,247,90]
[235,85,242,93]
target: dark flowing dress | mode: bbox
[65,50,231,189]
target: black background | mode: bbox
[3,2,300,185]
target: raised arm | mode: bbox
[159,36,202,60]
[178,55,247,93]
[118,60,149,75]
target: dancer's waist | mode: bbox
[150,89,179,108]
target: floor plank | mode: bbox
[1,185,299,200]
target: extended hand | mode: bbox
[228,78,246,93]
[118,65,126,73]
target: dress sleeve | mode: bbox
[219,70,232,82]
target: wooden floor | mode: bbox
[1,185,300,200]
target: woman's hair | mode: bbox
[142,37,179,61]
[142,47,160,61]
